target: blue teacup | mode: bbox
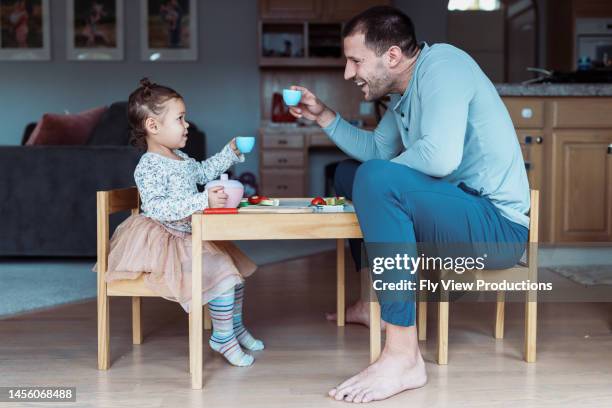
[236,136,255,153]
[282,89,302,106]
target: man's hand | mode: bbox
[288,85,337,128]
[208,186,228,208]
[229,138,241,156]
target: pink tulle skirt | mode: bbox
[103,214,256,305]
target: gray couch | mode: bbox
[0,102,205,257]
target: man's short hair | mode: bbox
[342,6,418,57]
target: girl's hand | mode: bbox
[230,138,241,156]
[208,186,228,208]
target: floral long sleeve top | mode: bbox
[134,143,244,233]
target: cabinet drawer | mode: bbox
[261,133,304,149]
[260,169,305,197]
[262,150,305,167]
[503,98,544,128]
[552,98,612,128]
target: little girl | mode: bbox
[105,78,263,367]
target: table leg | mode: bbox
[336,239,345,327]
[191,215,203,389]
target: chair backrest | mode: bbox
[528,189,539,244]
[96,187,139,273]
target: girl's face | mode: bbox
[146,97,189,150]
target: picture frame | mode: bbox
[0,0,51,61]
[140,0,197,62]
[66,0,124,61]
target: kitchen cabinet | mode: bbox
[503,96,612,243]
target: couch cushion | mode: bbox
[87,101,131,146]
[26,106,107,146]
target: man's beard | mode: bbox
[361,70,391,101]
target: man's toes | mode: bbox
[353,388,370,404]
[334,385,357,401]
[362,391,374,403]
[328,388,338,397]
[342,387,361,402]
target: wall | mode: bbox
[0,0,260,175]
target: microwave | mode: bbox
[576,18,612,68]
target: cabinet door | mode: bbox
[326,0,390,21]
[516,129,544,191]
[260,0,322,20]
[551,130,612,242]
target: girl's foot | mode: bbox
[209,333,254,367]
[235,327,264,351]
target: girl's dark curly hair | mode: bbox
[127,78,182,150]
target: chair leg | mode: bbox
[132,297,143,345]
[495,291,505,339]
[191,217,204,389]
[97,282,110,370]
[418,301,427,341]
[524,297,537,363]
[336,239,346,327]
[437,294,449,365]
[204,305,212,331]
[369,301,381,363]
[189,311,193,374]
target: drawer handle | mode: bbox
[277,185,288,190]
[524,162,531,171]
[277,139,288,145]
[277,158,288,164]
[608,144,612,155]
[521,108,533,119]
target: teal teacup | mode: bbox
[236,136,255,153]
[282,89,302,106]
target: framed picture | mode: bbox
[66,0,124,61]
[141,0,197,61]
[0,0,50,60]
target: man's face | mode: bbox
[343,33,391,101]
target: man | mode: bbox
[290,5,530,404]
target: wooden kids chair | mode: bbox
[96,187,211,387]
[416,189,539,364]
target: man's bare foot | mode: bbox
[328,345,427,403]
[325,300,386,329]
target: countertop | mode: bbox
[495,83,612,96]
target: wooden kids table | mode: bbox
[188,200,382,389]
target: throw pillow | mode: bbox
[26,106,107,146]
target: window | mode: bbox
[448,0,501,11]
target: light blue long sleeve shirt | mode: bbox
[323,42,530,229]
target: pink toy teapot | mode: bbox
[204,174,244,208]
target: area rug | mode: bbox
[546,265,612,286]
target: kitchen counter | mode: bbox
[495,83,612,97]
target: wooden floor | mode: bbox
[1,251,611,408]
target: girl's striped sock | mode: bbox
[208,288,254,367]
[233,283,264,351]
